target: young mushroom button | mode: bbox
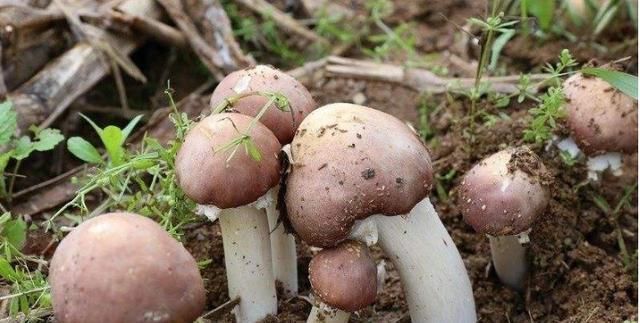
[286,103,476,322]
[175,112,281,323]
[210,65,317,144]
[561,72,638,180]
[563,72,637,155]
[458,147,551,290]
[49,213,206,323]
[307,240,377,323]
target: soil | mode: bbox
[4,0,637,322]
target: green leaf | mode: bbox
[32,128,64,152]
[527,0,556,30]
[0,257,17,281]
[67,137,102,164]
[12,136,33,160]
[489,29,516,70]
[244,139,262,162]
[101,126,125,165]
[121,115,143,141]
[3,218,26,251]
[581,67,638,99]
[0,101,16,146]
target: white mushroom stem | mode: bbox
[219,205,277,323]
[265,187,299,297]
[488,234,527,291]
[306,302,350,323]
[355,198,477,322]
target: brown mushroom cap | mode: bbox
[50,212,206,323]
[563,73,638,154]
[285,103,433,248]
[175,113,281,208]
[309,240,377,312]
[458,147,551,236]
[210,65,317,144]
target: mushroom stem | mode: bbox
[219,205,277,322]
[488,234,527,291]
[266,187,298,297]
[306,303,350,323]
[370,198,476,322]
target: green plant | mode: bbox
[50,87,196,239]
[0,212,50,319]
[0,212,26,261]
[0,257,51,318]
[67,114,143,166]
[522,87,566,144]
[0,101,64,202]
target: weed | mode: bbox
[522,87,566,144]
[49,86,197,240]
[0,101,64,204]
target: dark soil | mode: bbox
[4,0,637,322]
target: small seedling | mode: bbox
[0,101,64,203]
[67,114,143,166]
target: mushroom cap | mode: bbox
[49,212,206,323]
[175,113,281,208]
[563,72,638,154]
[309,240,377,312]
[210,65,317,144]
[458,147,551,236]
[285,103,433,248]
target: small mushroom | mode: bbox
[211,65,317,296]
[175,112,280,322]
[560,72,637,180]
[307,240,377,323]
[286,103,476,322]
[49,212,205,323]
[210,65,317,144]
[458,147,550,290]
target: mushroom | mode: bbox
[307,240,377,323]
[458,147,551,290]
[559,72,637,180]
[210,64,316,144]
[211,65,317,296]
[49,212,205,323]
[175,112,280,322]
[285,103,476,322]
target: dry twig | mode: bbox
[326,56,550,94]
[8,0,159,134]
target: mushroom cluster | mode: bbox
[285,103,477,322]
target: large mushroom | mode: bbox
[285,103,476,322]
[558,72,637,180]
[211,65,317,296]
[175,112,280,322]
[49,212,205,323]
[458,147,551,290]
[307,240,377,323]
